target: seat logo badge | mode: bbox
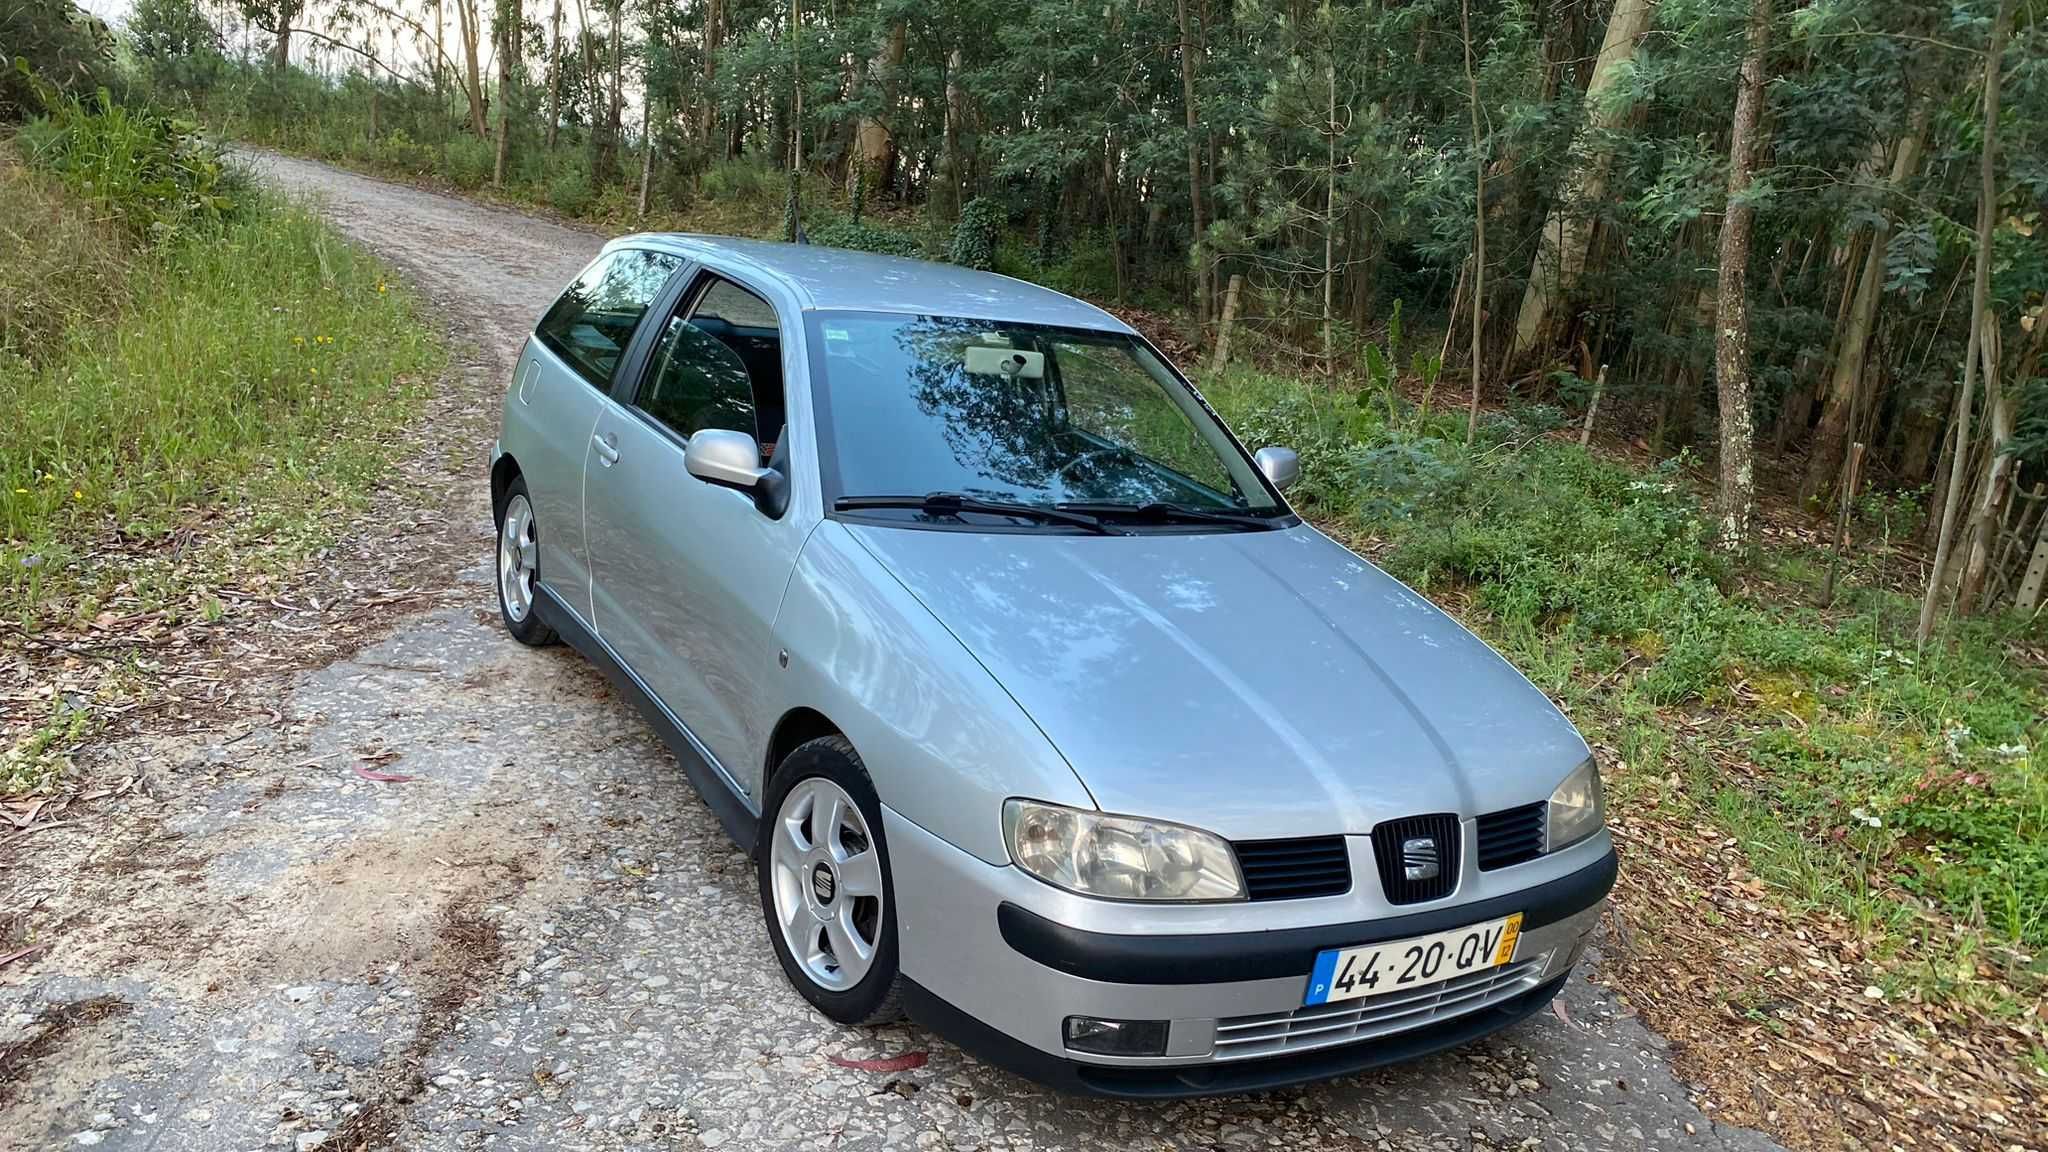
[1401,837,1441,882]
[811,863,836,904]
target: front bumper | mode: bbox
[884,807,1614,1097]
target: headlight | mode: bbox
[1546,757,1605,851]
[1002,799,1244,902]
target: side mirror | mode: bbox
[685,427,788,517]
[1255,445,1300,491]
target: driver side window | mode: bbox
[635,274,786,457]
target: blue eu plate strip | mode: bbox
[1304,949,1340,1006]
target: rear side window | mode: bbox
[535,249,681,389]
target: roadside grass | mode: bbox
[1201,369,2047,1004]
[0,104,442,795]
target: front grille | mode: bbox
[1212,954,1550,1061]
[1233,836,1351,901]
[1369,814,1460,904]
[1476,801,1547,871]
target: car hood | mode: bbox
[845,522,1589,841]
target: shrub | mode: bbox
[0,152,128,367]
[949,197,1003,270]
[699,158,776,204]
[808,217,924,259]
[547,166,595,216]
[373,127,435,174]
[1,0,114,120]
[16,92,245,244]
[442,134,493,189]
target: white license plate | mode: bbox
[1304,913,1523,1006]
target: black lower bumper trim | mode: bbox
[903,972,1571,1099]
[999,848,1615,985]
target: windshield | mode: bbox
[807,312,1285,518]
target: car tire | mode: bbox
[757,735,904,1025]
[494,475,557,647]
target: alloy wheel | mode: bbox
[768,777,885,991]
[498,493,538,623]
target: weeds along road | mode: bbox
[0,151,1781,1152]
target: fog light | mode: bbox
[1062,1016,1169,1057]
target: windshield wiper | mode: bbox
[835,493,1125,535]
[1055,501,1285,530]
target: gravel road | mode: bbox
[0,152,1783,1152]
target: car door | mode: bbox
[514,247,682,622]
[585,270,808,802]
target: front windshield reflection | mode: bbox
[811,313,1281,515]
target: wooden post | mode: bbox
[1210,274,1244,375]
[1820,441,1866,607]
[1578,364,1608,448]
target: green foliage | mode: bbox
[16,92,245,244]
[547,165,595,216]
[949,197,1002,270]
[1,0,114,120]
[699,158,777,204]
[442,134,494,189]
[127,0,225,94]
[808,217,923,259]
[1201,368,2048,957]
[782,167,800,242]
[0,137,440,625]
[0,154,128,367]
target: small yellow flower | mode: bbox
[72,489,83,501]
[309,367,319,377]
[376,282,387,294]
[292,335,304,345]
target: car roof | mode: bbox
[618,234,1135,335]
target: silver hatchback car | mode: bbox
[490,236,1615,1096]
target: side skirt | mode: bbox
[533,584,760,854]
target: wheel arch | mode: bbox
[491,452,523,520]
[764,707,848,786]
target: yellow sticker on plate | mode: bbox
[1493,913,1524,965]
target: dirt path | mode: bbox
[0,152,1781,1152]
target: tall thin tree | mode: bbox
[1712,0,1771,550]
[1918,0,2014,646]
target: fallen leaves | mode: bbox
[827,1050,929,1074]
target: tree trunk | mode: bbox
[455,0,490,139]
[939,46,965,215]
[1713,0,1769,550]
[1918,0,2012,645]
[544,0,562,150]
[1802,103,1930,502]
[638,98,655,217]
[493,0,520,187]
[608,0,624,158]
[1461,0,1485,446]
[1103,131,1126,305]
[1509,0,1658,363]
[270,10,295,70]
[1175,0,1211,330]
[854,22,904,198]
[1321,61,1337,376]
[699,0,723,147]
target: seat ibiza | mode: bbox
[489,236,1615,1096]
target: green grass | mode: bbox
[1202,368,2048,993]
[1,102,443,792]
